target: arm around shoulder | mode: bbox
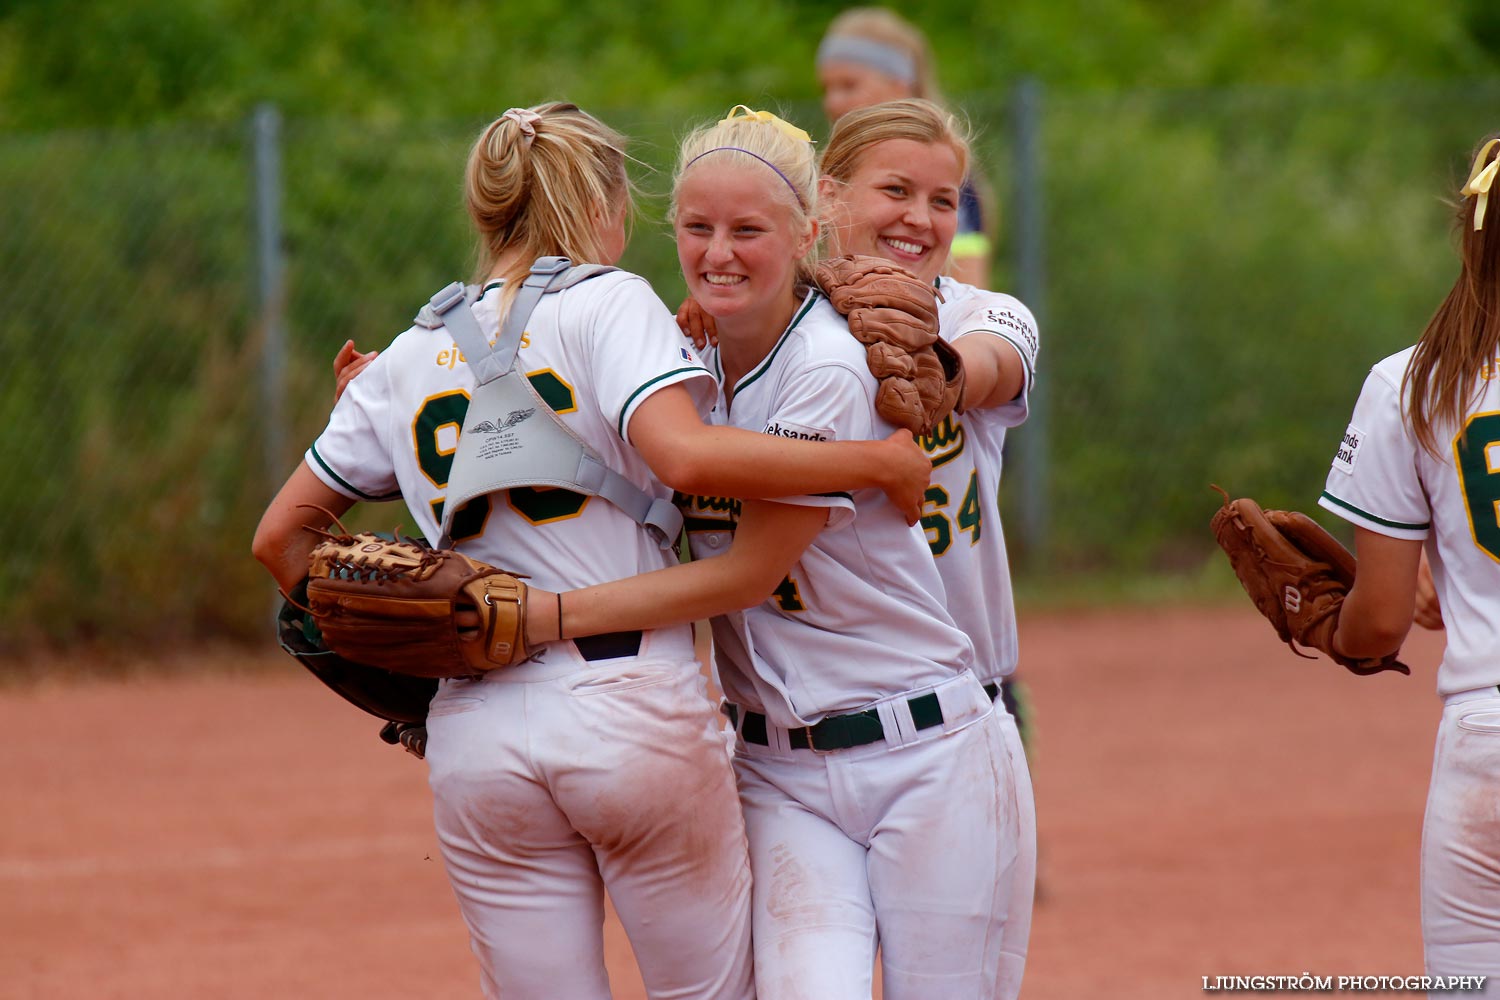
[525,500,827,645]
[627,384,931,522]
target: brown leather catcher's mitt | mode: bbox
[304,522,529,679]
[815,255,965,436]
[1209,487,1409,677]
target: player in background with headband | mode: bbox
[1319,134,1500,992]
[255,102,934,1000]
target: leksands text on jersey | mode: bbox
[765,421,828,441]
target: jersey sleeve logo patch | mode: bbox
[984,308,1039,359]
[680,346,700,364]
[765,420,831,442]
[1332,424,1364,476]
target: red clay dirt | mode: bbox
[1,606,1446,999]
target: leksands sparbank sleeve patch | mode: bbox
[985,307,1038,360]
[1332,424,1364,475]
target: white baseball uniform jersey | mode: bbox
[309,273,712,592]
[1318,346,1500,698]
[307,271,755,1000]
[924,277,1039,685]
[680,291,976,729]
[678,290,1021,1000]
[1321,346,1500,991]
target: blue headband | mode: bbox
[816,35,918,85]
[683,147,806,209]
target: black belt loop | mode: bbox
[983,681,1000,701]
[573,630,642,662]
[908,692,943,731]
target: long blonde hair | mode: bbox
[819,7,943,106]
[464,102,628,311]
[671,108,821,284]
[1404,133,1500,455]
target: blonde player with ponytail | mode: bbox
[1319,134,1500,990]
[256,101,936,1000]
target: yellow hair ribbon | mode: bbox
[722,105,812,145]
[1461,138,1500,231]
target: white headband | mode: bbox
[816,35,918,85]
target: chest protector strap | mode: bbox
[418,257,684,549]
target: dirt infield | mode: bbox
[2,606,1446,999]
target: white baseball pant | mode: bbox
[993,702,1035,1000]
[731,671,1020,1000]
[424,629,755,1000]
[1423,688,1500,997]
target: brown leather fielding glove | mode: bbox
[304,528,529,679]
[815,255,964,436]
[1209,488,1409,677]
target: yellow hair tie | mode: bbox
[1461,138,1500,231]
[722,105,812,145]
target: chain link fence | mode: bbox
[2,82,1498,650]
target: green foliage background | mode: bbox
[2,2,1499,648]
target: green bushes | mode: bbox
[1,83,1497,648]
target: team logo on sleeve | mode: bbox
[1332,424,1364,475]
[984,308,1039,359]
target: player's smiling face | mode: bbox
[674,162,813,327]
[822,138,962,286]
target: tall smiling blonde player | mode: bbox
[254,102,934,1000]
[1320,134,1500,992]
[822,100,1039,999]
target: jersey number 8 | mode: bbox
[413,372,589,541]
[1456,412,1500,562]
